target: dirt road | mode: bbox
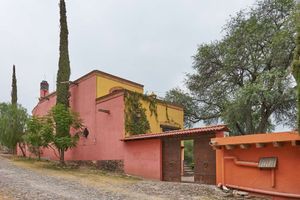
[0,156,264,200]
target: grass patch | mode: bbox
[10,156,140,184]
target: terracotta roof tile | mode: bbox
[122,124,228,141]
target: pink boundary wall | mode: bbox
[17,74,162,180]
[124,139,162,180]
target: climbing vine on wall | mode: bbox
[124,91,158,135]
[165,104,170,121]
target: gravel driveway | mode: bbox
[0,156,264,200]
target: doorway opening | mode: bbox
[181,140,194,182]
[162,135,216,184]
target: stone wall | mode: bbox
[65,160,124,173]
[96,160,124,172]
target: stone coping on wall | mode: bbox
[210,131,300,150]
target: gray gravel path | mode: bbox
[0,156,266,200]
[0,156,130,200]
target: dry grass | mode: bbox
[11,157,139,187]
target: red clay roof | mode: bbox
[122,125,228,141]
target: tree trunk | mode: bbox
[256,103,272,134]
[59,149,65,165]
[38,149,41,160]
[18,143,26,157]
[235,122,244,135]
[257,113,269,133]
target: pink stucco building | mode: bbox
[20,70,226,182]
[18,70,300,199]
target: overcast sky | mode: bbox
[0,0,255,113]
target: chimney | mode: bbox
[40,80,49,98]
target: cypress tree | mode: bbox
[11,65,17,105]
[56,0,70,107]
[55,0,71,164]
[292,2,300,132]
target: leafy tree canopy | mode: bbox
[48,104,83,163]
[23,104,83,163]
[291,2,300,130]
[166,0,297,135]
[0,103,28,152]
[23,116,53,159]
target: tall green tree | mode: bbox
[56,0,70,107]
[0,103,27,155]
[166,0,296,135]
[292,1,300,131]
[55,0,72,164]
[11,65,17,105]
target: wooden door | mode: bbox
[194,135,216,184]
[162,138,181,182]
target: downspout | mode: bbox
[224,156,258,167]
[271,169,275,188]
[221,148,225,184]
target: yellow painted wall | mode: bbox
[96,73,183,134]
[142,100,184,133]
[96,75,143,98]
